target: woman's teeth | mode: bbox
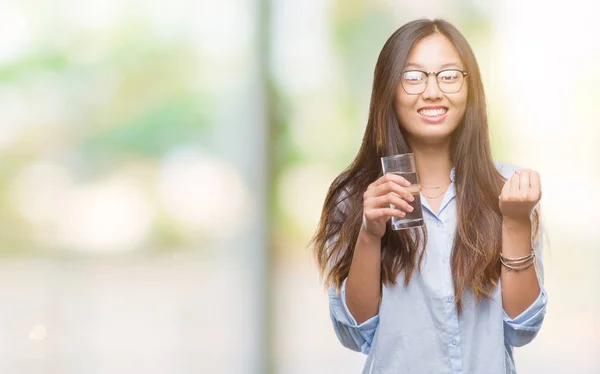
[418,108,448,117]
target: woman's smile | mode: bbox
[417,105,449,123]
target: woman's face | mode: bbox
[394,33,468,145]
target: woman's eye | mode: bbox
[403,72,424,81]
[439,71,459,81]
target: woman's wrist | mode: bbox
[358,226,382,247]
[502,215,531,229]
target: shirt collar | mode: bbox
[420,167,456,218]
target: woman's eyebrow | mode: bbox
[404,62,463,70]
[439,62,463,70]
[404,62,425,70]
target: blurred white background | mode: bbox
[0,0,598,373]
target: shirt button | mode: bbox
[437,221,443,227]
[447,296,454,303]
[451,339,457,345]
[442,257,449,263]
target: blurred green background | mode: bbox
[0,0,599,373]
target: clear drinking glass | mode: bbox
[380,153,424,230]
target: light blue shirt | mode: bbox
[328,162,547,374]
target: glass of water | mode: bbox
[380,153,424,230]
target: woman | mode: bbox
[312,19,547,373]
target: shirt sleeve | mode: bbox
[328,278,379,354]
[503,215,548,347]
[503,288,547,347]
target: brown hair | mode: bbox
[312,18,539,313]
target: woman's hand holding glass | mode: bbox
[361,174,419,238]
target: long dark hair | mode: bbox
[312,19,539,313]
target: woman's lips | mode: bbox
[418,111,448,124]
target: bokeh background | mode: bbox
[0,0,599,373]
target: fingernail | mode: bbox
[407,205,414,212]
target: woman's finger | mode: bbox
[371,173,411,188]
[365,207,406,221]
[519,169,531,194]
[509,172,520,194]
[379,208,407,219]
[529,170,541,199]
[366,193,414,213]
[383,208,407,219]
[371,180,415,202]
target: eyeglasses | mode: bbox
[400,69,468,95]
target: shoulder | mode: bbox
[493,160,524,180]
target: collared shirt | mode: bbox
[328,161,547,374]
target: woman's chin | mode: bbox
[406,127,456,145]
